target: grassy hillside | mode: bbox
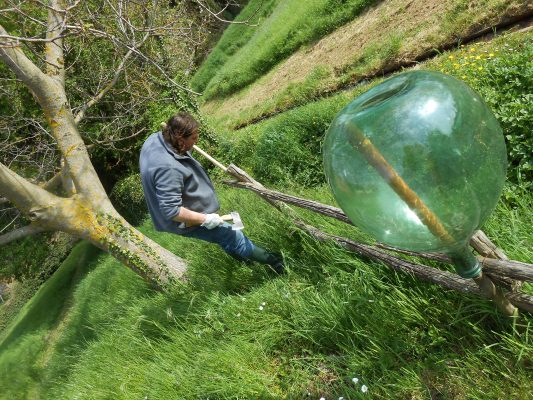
[193,0,377,99]
[199,0,531,131]
[1,1,532,399]
[212,31,532,191]
[1,184,532,399]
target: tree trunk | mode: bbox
[1,14,189,289]
[0,158,187,289]
[57,202,187,289]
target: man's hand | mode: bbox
[201,213,224,230]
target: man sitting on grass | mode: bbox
[139,112,283,274]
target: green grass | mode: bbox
[190,0,280,93]
[196,0,377,100]
[2,4,533,398]
[1,182,532,399]
[201,0,526,132]
[213,86,374,188]
[208,30,532,192]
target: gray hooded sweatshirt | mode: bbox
[139,132,220,234]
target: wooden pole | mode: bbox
[343,121,516,316]
[193,145,228,172]
[194,146,527,315]
[225,181,533,282]
[344,122,455,244]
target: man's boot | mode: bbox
[248,246,285,275]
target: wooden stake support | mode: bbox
[193,146,533,315]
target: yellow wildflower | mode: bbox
[478,66,483,70]
[470,48,476,52]
[489,53,495,57]
[475,55,481,60]
[448,55,455,60]
[462,75,467,79]
[453,63,460,68]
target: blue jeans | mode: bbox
[181,222,254,259]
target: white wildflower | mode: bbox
[259,306,264,311]
[261,302,266,306]
[361,384,368,393]
[352,377,359,384]
[320,397,326,400]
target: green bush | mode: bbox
[432,33,533,188]
[110,173,147,226]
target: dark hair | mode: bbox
[162,112,199,154]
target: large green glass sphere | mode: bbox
[323,70,507,252]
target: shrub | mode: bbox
[433,33,533,188]
[110,173,147,226]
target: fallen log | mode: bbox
[296,221,533,313]
[190,154,533,314]
[226,180,533,284]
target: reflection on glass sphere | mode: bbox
[323,70,507,253]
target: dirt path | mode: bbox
[201,0,532,129]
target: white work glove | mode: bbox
[201,213,224,230]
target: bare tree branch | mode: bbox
[70,23,201,95]
[194,0,261,25]
[0,224,47,245]
[74,32,149,124]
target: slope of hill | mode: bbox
[1,1,532,398]
[1,184,532,399]
[199,0,532,131]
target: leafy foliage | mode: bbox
[433,33,533,190]
[110,173,147,226]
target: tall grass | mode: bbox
[210,30,532,192]
[1,182,532,399]
[197,0,377,100]
[215,86,371,188]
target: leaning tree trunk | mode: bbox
[0,9,188,289]
[0,162,187,288]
